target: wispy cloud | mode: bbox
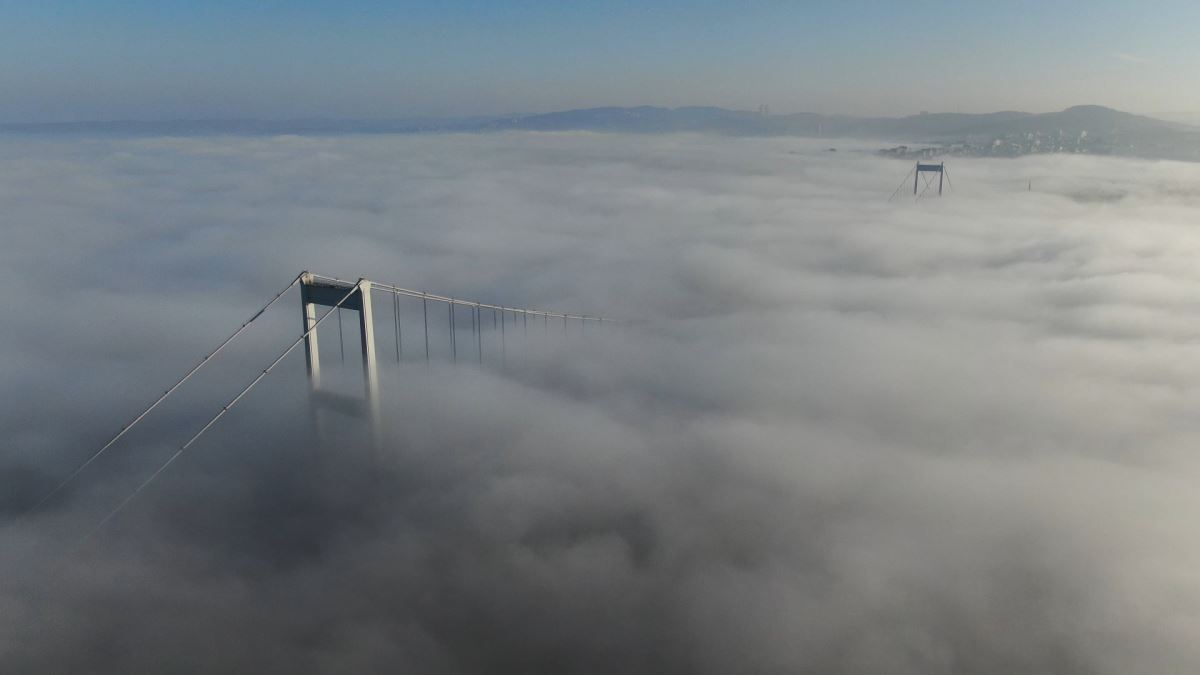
[1114,51,1153,65]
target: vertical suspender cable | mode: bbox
[422,294,430,365]
[393,291,401,362]
[337,307,345,363]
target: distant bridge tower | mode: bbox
[299,273,380,441]
[889,160,952,202]
[914,161,945,196]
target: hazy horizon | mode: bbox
[1,101,1191,126]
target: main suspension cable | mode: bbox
[75,281,362,547]
[30,272,304,514]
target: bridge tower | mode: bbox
[914,161,945,196]
[299,273,380,441]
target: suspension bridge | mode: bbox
[32,271,618,545]
[889,161,953,201]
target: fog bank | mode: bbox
[3,133,1200,673]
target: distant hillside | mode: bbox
[487,106,1045,138]
[6,105,1199,160]
[479,106,761,133]
[484,105,1196,157]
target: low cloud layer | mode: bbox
[4,132,1200,673]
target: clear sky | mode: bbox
[2,0,1199,123]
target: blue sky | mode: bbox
[2,0,1198,122]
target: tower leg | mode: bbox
[300,273,323,438]
[356,280,382,446]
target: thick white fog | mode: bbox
[4,132,1200,673]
